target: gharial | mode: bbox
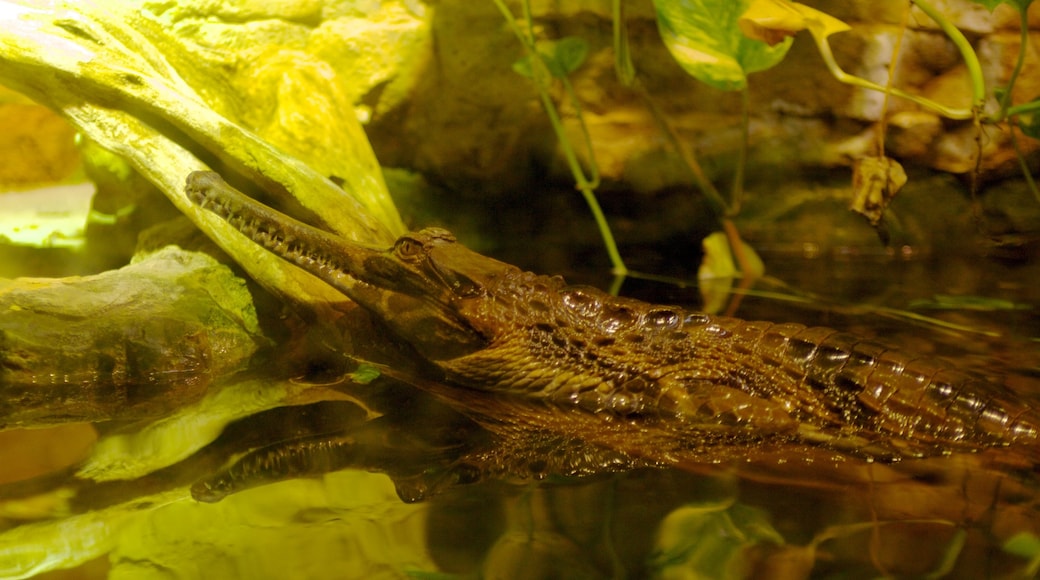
[185,171,1040,500]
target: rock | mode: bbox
[886,111,943,159]
[979,30,1040,112]
[919,64,976,113]
[909,0,1002,34]
[0,92,79,186]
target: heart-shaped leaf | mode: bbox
[738,0,851,46]
[653,0,793,91]
[512,36,589,79]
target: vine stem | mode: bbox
[876,1,911,158]
[993,3,1030,121]
[808,0,985,120]
[612,0,635,86]
[1002,5,1040,203]
[491,0,627,276]
[1010,124,1040,204]
[726,86,749,217]
[719,88,756,315]
[639,87,729,215]
[721,218,756,317]
[909,0,985,111]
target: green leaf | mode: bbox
[512,37,589,80]
[653,0,793,91]
[648,500,784,578]
[698,232,764,314]
[552,36,589,76]
[1003,531,1040,578]
[511,55,535,78]
[1021,115,1040,139]
[1018,97,1040,139]
[974,0,1034,12]
[350,363,382,385]
[739,0,851,45]
[1003,532,1040,558]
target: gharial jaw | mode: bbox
[185,171,491,361]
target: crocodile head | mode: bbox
[186,171,512,361]
[335,226,522,360]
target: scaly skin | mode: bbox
[186,171,1040,462]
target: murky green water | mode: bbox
[2,174,1039,580]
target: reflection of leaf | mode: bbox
[649,500,784,578]
[850,156,907,226]
[907,294,1033,312]
[698,232,764,314]
[653,0,792,91]
[739,0,850,46]
[1004,532,1040,558]
[1003,532,1040,577]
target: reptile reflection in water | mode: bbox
[185,171,1040,501]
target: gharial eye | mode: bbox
[394,236,425,261]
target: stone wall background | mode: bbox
[365,0,1040,194]
[7,0,1037,274]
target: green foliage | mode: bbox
[1003,532,1040,576]
[1004,532,1040,558]
[907,294,1033,311]
[1019,97,1040,139]
[653,0,792,91]
[497,0,628,276]
[512,36,589,79]
[648,500,784,578]
[698,232,764,313]
[350,363,382,384]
